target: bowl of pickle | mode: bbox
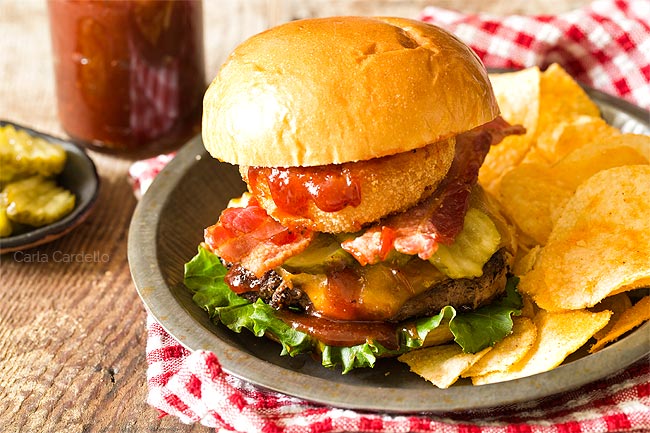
[0,120,100,254]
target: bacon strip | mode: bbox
[342,117,525,265]
[204,197,315,276]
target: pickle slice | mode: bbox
[0,164,21,184]
[283,233,354,274]
[2,176,76,227]
[429,208,501,279]
[0,125,67,181]
[0,204,12,237]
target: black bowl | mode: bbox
[0,120,100,254]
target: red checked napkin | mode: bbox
[146,317,650,432]
[421,0,650,110]
[132,0,650,431]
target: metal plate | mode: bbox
[128,88,650,413]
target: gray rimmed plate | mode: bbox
[128,88,650,413]
[0,121,100,254]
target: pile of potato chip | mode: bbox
[399,64,650,388]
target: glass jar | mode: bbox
[48,0,205,156]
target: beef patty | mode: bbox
[224,247,511,323]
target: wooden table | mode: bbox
[0,1,592,431]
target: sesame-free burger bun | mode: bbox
[202,16,499,167]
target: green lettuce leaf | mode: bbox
[449,276,522,353]
[184,245,521,373]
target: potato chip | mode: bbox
[532,115,621,164]
[590,293,633,341]
[422,319,454,347]
[590,296,650,353]
[606,133,650,160]
[500,134,648,247]
[519,293,538,319]
[607,279,650,298]
[519,147,551,165]
[398,344,491,389]
[463,317,537,377]
[551,138,649,190]
[513,245,542,276]
[480,67,541,193]
[519,165,650,311]
[471,309,611,385]
[537,64,600,137]
[498,163,573,246]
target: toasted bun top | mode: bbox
[202,16,499,167]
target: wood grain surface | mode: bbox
[0,1,592,432]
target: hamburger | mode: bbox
[185,16,525,373]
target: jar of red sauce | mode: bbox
[48,0,205,156]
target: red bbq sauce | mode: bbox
[278,310,400,349]
[48,0,205,155]
[223,263,401,348]
[248,166,362,216]
[321,268,364,320]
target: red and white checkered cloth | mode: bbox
[128,152,176,200]
[133,0,650,431]
[421,0,650,110]
[146,318,650,433]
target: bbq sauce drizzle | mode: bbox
[224,263,401,349]
[248,166,362,216]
